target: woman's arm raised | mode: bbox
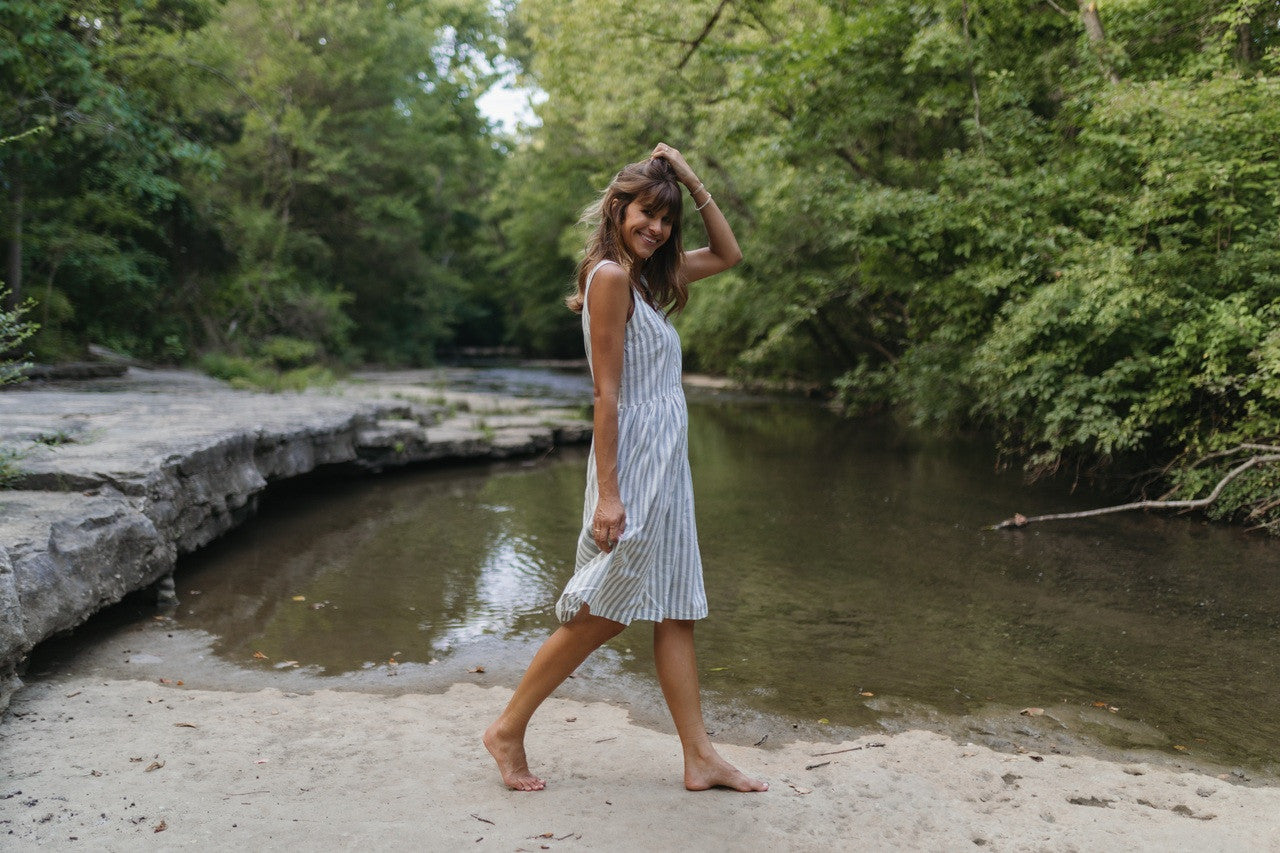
[586,262,631,553]
[650,142,742,284]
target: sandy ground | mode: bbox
[3,677,1279,852]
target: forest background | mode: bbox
[3,0,1280,525]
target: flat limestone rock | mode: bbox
[0,367,591,710]
[0,490,173,695]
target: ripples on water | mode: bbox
[165,369,1280,773]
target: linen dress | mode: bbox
[554,260,708,625]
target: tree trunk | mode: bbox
[6,171,22,308]
[1236,22,1253,66]
[1077,1,1119,84]
[961,1,984,153]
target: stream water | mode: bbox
[31,368,1280,777]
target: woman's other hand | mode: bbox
[592,496,626,553]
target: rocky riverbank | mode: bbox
[0,367,591,710]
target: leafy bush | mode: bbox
[259,336,320,370]
[0,445,24,490]
[0,288,38,385]
[0,288,34,488]
[199,350,336,392]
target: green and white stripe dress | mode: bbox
[555,260,708,625]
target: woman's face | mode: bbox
[620,198,672,261]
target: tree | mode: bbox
[178,0,503,363]
[504,0,1280,524]
[0,0,221,359]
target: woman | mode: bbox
[484,143,767,793]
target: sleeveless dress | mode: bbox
[554,260,708,625]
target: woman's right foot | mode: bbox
[684,747,769,792]
[483,720,546,791]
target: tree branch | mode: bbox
[676,0,733,71]
[989,452,1280,530]
[1189,443,1280,467]
[834,146,872,179]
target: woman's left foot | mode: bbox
[684,749,768,792]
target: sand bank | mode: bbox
[3,675,1278,851]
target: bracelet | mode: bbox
[695,193,714,212]
[688,181,705,197]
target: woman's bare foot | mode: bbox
[483,720,545,791]
[684,747,769,792]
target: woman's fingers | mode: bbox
[592,512,625,552]
[651,142,694,180]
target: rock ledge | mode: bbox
[0,367,591,709]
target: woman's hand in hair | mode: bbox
[652,143,742,281]
[650,142,699,189]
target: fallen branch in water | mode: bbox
[988,450,1280,530]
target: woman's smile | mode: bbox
[623,203,672,259]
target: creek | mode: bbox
[32,368,1280,776]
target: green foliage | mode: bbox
[33,429,76,447]
[179,0,504,365]
[2,0,505,367]
[199,350,336,392]
[1,0,223,361]
[9,0,1280,524]
[0,445,24,490]
[0,284,38,483]
[506,0,1280,524]
[964,74,1280,475]
[0,288,38,385]
[258,337,319,370]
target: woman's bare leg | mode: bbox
[652,619,768,792]
[484,606,625,790]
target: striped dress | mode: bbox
[555,260,708,625]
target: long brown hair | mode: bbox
[566,157,686,316]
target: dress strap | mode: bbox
[583,259,621,303]
[583,259,627,324]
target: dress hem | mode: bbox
[555,591,708,626]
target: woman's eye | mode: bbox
[641,209,653,217]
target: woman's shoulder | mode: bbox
[588,259,629,292]
[594,259,625,278]
[585,260,634,319]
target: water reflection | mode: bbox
[174,391,1280,772]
